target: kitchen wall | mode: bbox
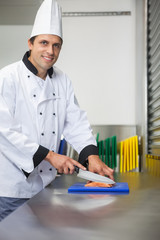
[0,0,145,129]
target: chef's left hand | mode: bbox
[88,155,114,181]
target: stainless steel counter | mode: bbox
[0,172,160,240]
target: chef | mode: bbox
[0,0,114,221]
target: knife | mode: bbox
[74,166,115,185]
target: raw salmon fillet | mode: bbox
[85,182,112,188]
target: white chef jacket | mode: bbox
[0,52,98,198]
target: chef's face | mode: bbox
[28,34,62,79]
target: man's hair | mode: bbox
[29,36,36,44]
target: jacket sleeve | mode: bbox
[62,76,98,158]
[0,72,43,173]
[0,93,41,173]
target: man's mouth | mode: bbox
[42,56,54,62]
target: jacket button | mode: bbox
[33,94,36,97]
[28,75,30,78]
[53,93,55,96]
[40,112,42,115]
[40,170,43,173]
[53,113,56,116]
[49,168,52,171]
[41,133,44,136]
[52,131,55,134]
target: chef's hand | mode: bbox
[88,155,114,181]
[45,151,86,174]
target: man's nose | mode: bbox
[47,45,54,55]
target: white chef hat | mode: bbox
[30,0,63,40]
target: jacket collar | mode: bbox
[22,51,53,78]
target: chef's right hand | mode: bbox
[45,151,86,174]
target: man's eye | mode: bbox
[41,41,47,45]
[54,44,61,49]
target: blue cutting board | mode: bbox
[68,182,129,194]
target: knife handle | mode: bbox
[74,166,79,173]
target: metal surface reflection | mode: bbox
[0,173,160,240]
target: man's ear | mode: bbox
[28,39,32,50]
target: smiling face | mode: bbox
[28,34,62,79]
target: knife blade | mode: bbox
[74,166,115,185]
